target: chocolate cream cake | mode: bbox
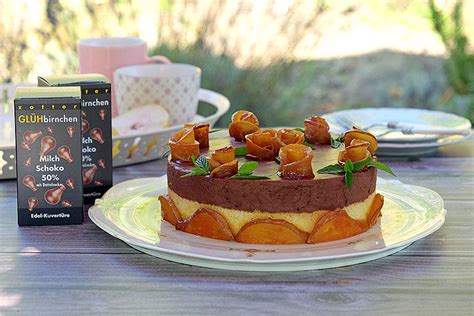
[159,111,389,245]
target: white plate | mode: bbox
[374,134,473,157]
[88,177,446,271]
[324,107,471,143]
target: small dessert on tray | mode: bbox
[160,110,394,245]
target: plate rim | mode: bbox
[376,132,472,148]
[128,243,412,271]
[323,107,472,143]
[89,205,445,264]
[88,176,446,264]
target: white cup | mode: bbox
[114,63,201,126]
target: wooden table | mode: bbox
[1,137,473,314]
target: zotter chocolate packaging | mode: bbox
[14,87,83,225]
[38,74,112,205]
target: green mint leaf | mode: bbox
[345,171,353,189]
[180,169,207,177]
[293,127,305,133]
[209,129,222,133]
[181,155,210,177]
[353,156,372,171]
[234,146,247,156]
[191,166,205,173]
[301,141,314,148]
[330,137,342,148]
[368,161,396,176]
[237,161,258,176]
[231,174,271,180]
[161,148,170,159]
[195,155,210,173]
[317,164,344,174]
[344,159,354,172]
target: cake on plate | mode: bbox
[159,111,393,244]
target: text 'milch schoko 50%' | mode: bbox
[39,74,112,205]
[14,87,83,225]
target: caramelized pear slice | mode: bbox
[169,142,200,163]
[229,121,260,142]
[245,129,281,161]
[338,141,371,164]
[185,123,210,148]
[307,210,365,244]
[228,110,260,142]
[176,208,234,241]
[367,193,384,227]
[173,127,195,144]
[232,110,260,125]
[276,128,305,145]
[343,129,378,154]
[208,158,221,171]
[211,146,235,165]
[210,159,238,178]
[158,195,182,225]
[235,218,308,245]
[278,144,314,179]
[304,116,331,145]
[169,127,200,163]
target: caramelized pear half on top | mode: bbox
[228,110,260,142]
[343,129,378,155]
[169,127,200,163]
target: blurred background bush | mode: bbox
[1,0,473,125]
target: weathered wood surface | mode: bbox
[0,136,473,314]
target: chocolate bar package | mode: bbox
[38,74,112,205]
[14,87,83,225]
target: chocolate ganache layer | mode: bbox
[167,135,377,213]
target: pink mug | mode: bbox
[77,37,170,117]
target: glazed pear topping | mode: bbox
[245,129,282,161]
[228,110,260,142]
[184,123,210,148]
[171,110,394,185]
[304,116,331,145]
[276,128,305,146]
[343,129,378,154]
[318,128,394,189]
[169,127,200,163]
[211,160,239,178]
[278,144,314,180]
[338,139,371,164]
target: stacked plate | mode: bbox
[324,108,472,157]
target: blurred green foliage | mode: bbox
[429,0,474,121]
[151,43,311,126]
[1,0,473,124]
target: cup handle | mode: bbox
[145,55,171,64]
